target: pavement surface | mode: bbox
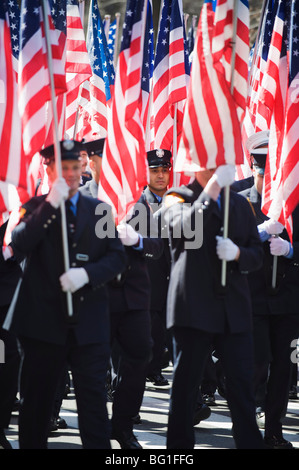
[5,364,299,453]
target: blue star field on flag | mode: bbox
[288,0,299,82]
[6,0,20,60]
[154,0,190,76]
[87,0,115,101]
[141,0,154,94]
[107,18,117,58]
[120,0,144,52]
[49,0,67,34]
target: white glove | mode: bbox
[213,165,236,188]
[60,268,89,293]
[46,177,70,209]
[2,245,13,261]
[216,236,240,261]
[259,219,284,235]
[269,236,290,257]
[117,223,140,246]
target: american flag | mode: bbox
[0,2,21,221]
[76,0,115,141]
[151,0,190,151]
[242,1,275,146]
[261,0,299,241]
[98,0,148,224]
[175,0,248,174]
[107,17,117,62]
[18,0,67,160]
[7,0,20,74]
[64,0,92,139]
[140,0,154,142]
[0,1,27,202]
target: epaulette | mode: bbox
[164,192,186,208]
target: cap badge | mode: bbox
[63,140,75,151]
[156,149,164,158]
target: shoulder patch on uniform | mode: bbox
[19,207,27,219]
[164,193,185,208]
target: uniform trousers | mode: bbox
[147,308,167,376]
[110,309,152,433]
[253,314,299,438]
[18,331,110,449]
[0,305,21,429]
[167,326,264,449]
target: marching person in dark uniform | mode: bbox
[0,221,22,449]
[79,146,92,186]
[79,138,164,449]
[79,138,104,198]
[4,140,126,449]
[239,130,299,449]
[163,163,264,449]
[108,193,164,449]
[143,149,172,388]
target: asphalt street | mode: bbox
[5,365,299,452]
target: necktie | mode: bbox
[65,200,76,239]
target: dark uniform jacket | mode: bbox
[108,193,164,313]
[7,193,126,345]
[79,178,99,199]
[0,222,22,308]
[143,187,171,312]
[239,185,299,316]
[163,179,263,334]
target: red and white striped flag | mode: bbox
[0,1,29,217]
[175,0,249,174]
[260,1,299,241]
[75,0,115,142]
[98,0,148,224]
[64,0,92,139]
[151,0,190,151]
[18,0,67,160]
[241,1,277,172]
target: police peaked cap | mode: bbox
[147,149,172,168]
[83,138,106,157]
[40,140,84,165]
[246,130,269,169]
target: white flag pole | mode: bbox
[72,0,86,140]
[113,13,121,70]
[41,0,73,317]
[221,0,239,287]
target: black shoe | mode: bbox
[264,436,294,449]
[0,430,12,449]
[56,416,68,429]
[289,385,298,400]
[111,430,142,449]
[202,393,216,406]
[146,374,169,388]
[132,414,142,425]
[64,384,71,398]
[193,403,211,426]
[12,398,20,412]
[49,418,58,433]
[256,408,265,429]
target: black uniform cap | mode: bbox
[40,140,84,165]
[147,149,172,168]
[83,138,105,157]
